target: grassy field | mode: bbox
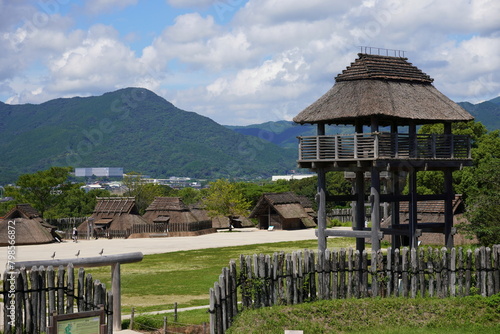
[227,295,500,334]
[86,238,351,313]
[82,238,500,332]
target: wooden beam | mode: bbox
[316,229,383,240]
[13,252,144,269]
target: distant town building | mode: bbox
[75,167,124,178]
[271,174,315,181]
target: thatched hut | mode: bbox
[77,197,151,237]
[0,204,58,246]
[249,192,316,230]
[382,195,476,245]
[143,197,212,233]
[293,50,474,251]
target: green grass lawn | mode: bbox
[86,238,354,314]
[227,295,500,334]
[82,238,498,332]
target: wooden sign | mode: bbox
[48,309,107,334]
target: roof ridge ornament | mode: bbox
[359,46,406,58]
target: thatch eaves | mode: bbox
[4,203,41,220]
[293,53,474,126]
[0,204,56,246]
[249,192,312,218]
[143,197,203,225]
[94,197,138,216]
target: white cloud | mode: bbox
[84,0,138,15]
[1,0,500,124]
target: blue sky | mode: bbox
[1,0,499,125]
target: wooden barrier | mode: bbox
[12,252,143,332]
[209,245,500,334]
[2,265,111,334]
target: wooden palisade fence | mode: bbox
[209,245,500,334]
[2,264,112,334]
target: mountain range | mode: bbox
[0,88,295,184]
[0,88,498,185]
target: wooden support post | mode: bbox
[355,171,365,252]
[370,117,381,252]
[111,263,121,331]
[354,121,365,252]
[444,169,454,249]
[409,169,418,249]
[130,307,134,330]
[391,170,401,249]
[317,122,327,253]
[317,168,327,253]
[370,167,381,251]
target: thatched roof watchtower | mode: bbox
[293,52,474,252]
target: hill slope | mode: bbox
[458,98,500,131]
[0,88,295,184]
[226,121,351,149]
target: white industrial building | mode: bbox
[75,167,124,178]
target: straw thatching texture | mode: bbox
[293,54,473,125]
[143,197,200,224]
[249,192,316,229]
[78,197,150,233]
[381,195,477,245]
[0,204,57,246]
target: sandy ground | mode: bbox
[1,228,319,273]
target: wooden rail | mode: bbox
[298,133,471,162]
[210,245,500,334]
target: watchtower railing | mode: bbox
[298,132,471,162]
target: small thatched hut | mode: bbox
[77,197,151,236]
[0,204,58,246]
[382,195,476,245]
[249,192,316,230]
[143,197,212,233]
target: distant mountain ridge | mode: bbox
[0,88,295,184]
[458,97,500,131]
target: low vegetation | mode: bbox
[227,295,500,334]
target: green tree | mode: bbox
[460,157,500,245]
[123,173,175,214]
[177,187,201,205]
[7,167,73,218]
[202,179,250,230]
[45,187,111,219]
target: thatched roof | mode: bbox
[78,197,150,232]
[94,197,138,215]
[293,53,474,126]
[0,204,56,246]
[143,197,205,224]
[249,192,316,227]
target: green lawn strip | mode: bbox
[86,239,355,313]
[227,295,500,334]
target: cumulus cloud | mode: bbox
[1,0,499,124]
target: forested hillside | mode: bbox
[0,88,296,184]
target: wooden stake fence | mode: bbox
[209,245,500,334]
[2,265,112,334]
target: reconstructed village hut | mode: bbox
[382,195,476,245]
[143,197,213,234]
[249,192,316,230]
[293,50,474,251]
[77,197,151,237]
[0,204,58,246]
